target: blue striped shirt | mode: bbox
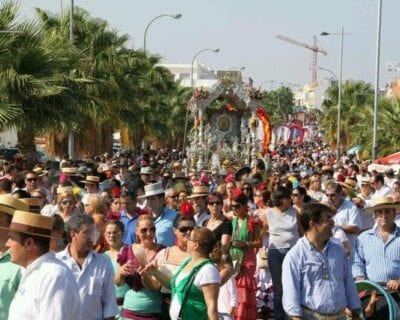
[282,237,360,317]
[352,225,400,282]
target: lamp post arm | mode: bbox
[144,14,181,52]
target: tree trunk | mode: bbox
[17,128,37,167]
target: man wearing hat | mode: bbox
[56,214,118,320]
[0,196,29,319]
[139,182,177,247]
[307,175,326,202]
[81,175,100,205]
[353,196,400,318]
[139,167,153,186]
[353,177,375,230]
[188,185,210,227]
[5,211,82,319]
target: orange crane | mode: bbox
[276,34,327,86]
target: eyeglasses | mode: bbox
[62,200,75,205]
[177,226,194,233]
[26,178,38,182]
[326,193,337,198]
[208,201,222,206]
[139,227,156,234]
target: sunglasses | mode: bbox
[26,178,38,182]
[243,187,251,191]
[139,227,156,234]
[62,200,75,205]
[178,226,194,233]
[208,201,222,206]
[231,204,241,209]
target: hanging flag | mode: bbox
[256,107,272,156]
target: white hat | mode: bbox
[137,182,165,198]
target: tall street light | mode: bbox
[68,0,75,159]
[321,26,344,161]
[143,14,182,53]
[372,0,383,160]
[182,48,220,155]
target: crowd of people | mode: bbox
[1,144,400,320]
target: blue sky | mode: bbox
[20,0,398,89]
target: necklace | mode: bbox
[305,235,330,280]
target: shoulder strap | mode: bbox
[178,259,211,318]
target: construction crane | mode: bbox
[276,34,327,86]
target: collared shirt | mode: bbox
[155,207,178,247]
[352,225,400,282]
[334,199,362,251]
[194,208,210,227]
[120,210,139,245]
[282,237,361,317]
[56,246,118,320]
[9,252,82,320]
[0,251,21,320]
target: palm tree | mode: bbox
[321,80,374,153]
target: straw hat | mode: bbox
[61,167,81,176]
[172,171,186,180]
[365,196,400,214]
[2,210,54,238]
[57,186,73,194]
[339,178,357,190]
[187,185,209,199]
[322,165,333,172]
[0,195,29,215]
[19,198,42,214]
[33,167,48,177]
[80,176,100,185]
[360,177,371,185]
[137,182,165,199]
[140,167,153,175]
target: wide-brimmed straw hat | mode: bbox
[140,167,154,175]
[0,195,29,215]
[187,185,209,199]
[19,198,42,214]
[0,210,54,238]
[137,182,165,199]
[80,176,100,185]
[365,196,400,214]
[61,167,81,176]
[360,177,371,185]
[33,167,48,177]
[339,178,357,190]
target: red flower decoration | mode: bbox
[180,201,195,216]
[258,181,267,190]
[138,208,151,216]
[111,187,122,198]
[248,217,262,233]
[231,188,243,199]
[225,173,235,183]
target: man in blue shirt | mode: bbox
[353,196,400,318]
[282,202,361,320]
[119,190,141,245]
[139,182,177,247]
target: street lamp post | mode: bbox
[182,48,220,157]
[372,0,383,160]
[143,14,182,52]
[68,0,75,159]
[321,27,344,161]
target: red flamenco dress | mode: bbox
[230,214,261,320]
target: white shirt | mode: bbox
[169,263,221,320]
[218,276,237,315]
[56,246,118,320]
[8,252,82,320]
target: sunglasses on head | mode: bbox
[139,227,156,234]
[177,226,194,233]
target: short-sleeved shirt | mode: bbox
[154,207,178,247]
[0,251,21,320]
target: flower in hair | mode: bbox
[180,201,195,216]
[231,188,243,198]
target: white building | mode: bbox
[294,79,332,111]
[158,63,219,89]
